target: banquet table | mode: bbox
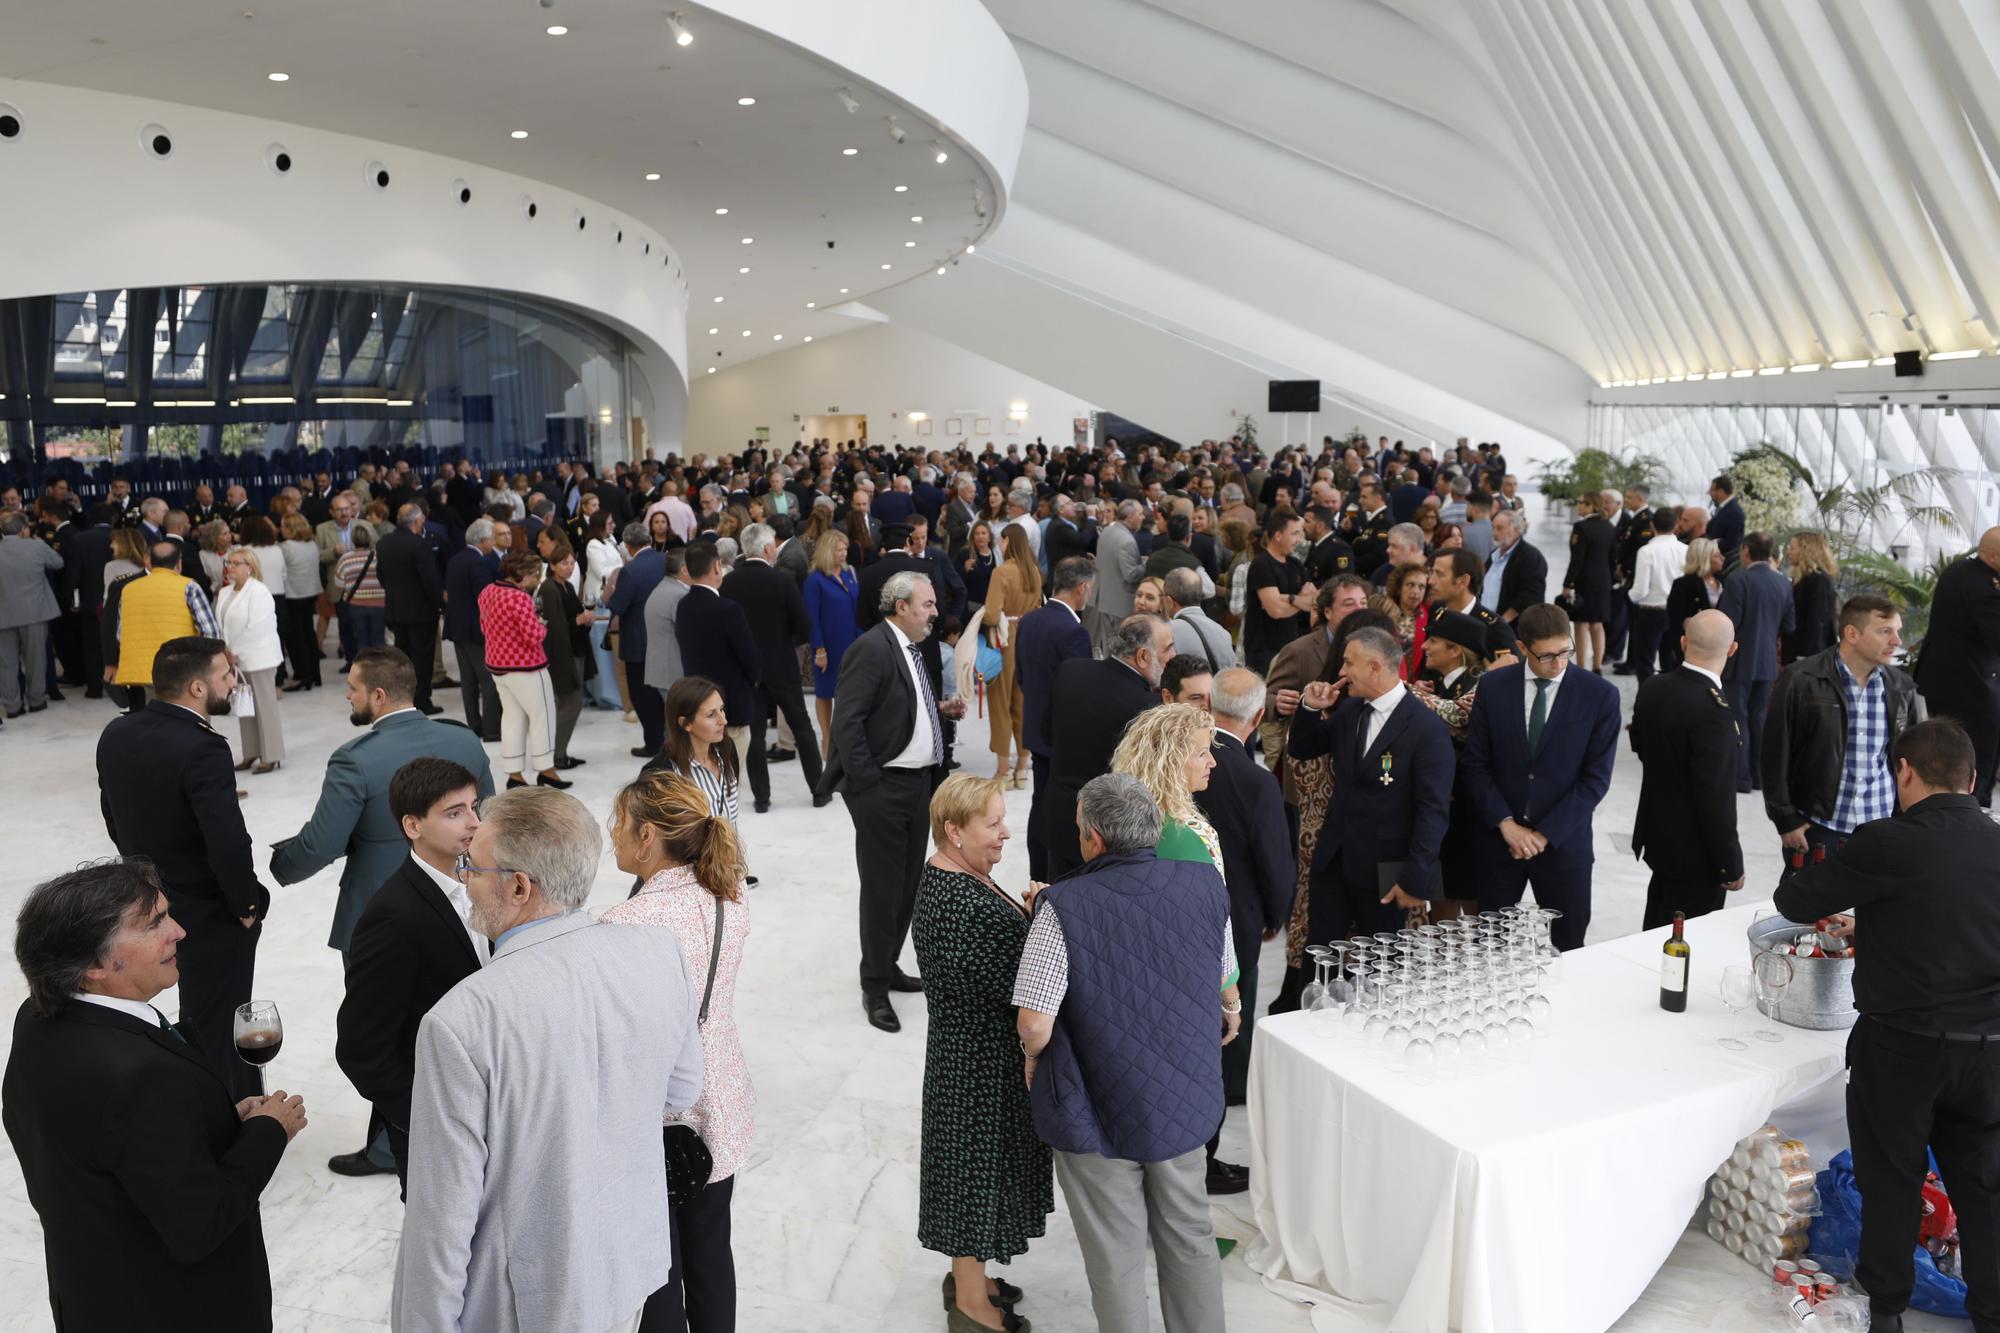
[1242,903,1849,1333]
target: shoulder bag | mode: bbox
[663,896,725,1205]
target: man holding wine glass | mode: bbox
[4,859,308,1332]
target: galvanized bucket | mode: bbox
[1746,915,1859,1030]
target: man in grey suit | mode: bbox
[0,512,63,717]
[1718,530,1797,794]
[270,646,493,1175]
[395,787,703,1333]
[1088,500,1147,620]
[642,548,690,707]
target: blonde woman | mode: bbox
[1784,531,1840,665]
[214,548,286,773]
[1110,702,1222,873]
[980,525,1042,786]
[1662,537,1724,672]
[805,529,860,756]
[279,511,324,691]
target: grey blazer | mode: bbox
[394,912,704,1333]
[0,534,62,629]
[643,577,689,692]
[1088,521,1143,620]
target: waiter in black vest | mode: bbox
[1775,719,2000,1333]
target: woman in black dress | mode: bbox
[1784,532,1840,664]
[1564,491,1617,673]
[1661,537,1725,672]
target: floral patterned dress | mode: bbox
[911,863,1052,1263]
[600,865,755,1184]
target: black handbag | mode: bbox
[663,896,724,1206]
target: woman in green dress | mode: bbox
[912,774,1051,1333]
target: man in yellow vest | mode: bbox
[102,541,221,703]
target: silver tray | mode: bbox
[1747,914,1858,1030]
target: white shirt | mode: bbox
[411,851,488,968]
[1363,681,1407,753]
[884,620,939,770]
[1631,533,1688,609]
[1684,662,1723,690]
[1524,667,1565,730]
[1441,666,1467,691]
[1005,512,1041,557]
[73,992,170,1027]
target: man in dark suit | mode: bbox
[443,518,503,741]
[607,523,669,756]
[1718,530,1796,793]
[62,502,118,697]
[856,524,946,699]
[1483,508,1547,625]
[720,524,827,805]
[676,540,763,787]
[1301,505,1356,586]
[1288,624,1456,941]
[1045,614,1176,878]
[1044,495,1093,569]
[1914,527,2000,806]
[95,636,270,1097]
[1460,603,1621,950]
[335,757,486,1196]
[1708,473,1745,571]
[1198,667,1296,1104]
[376,503,445,714]
[907,514,966,623]
[814,571,967,1032]
[1016,556,1097,879]
[1629,608,1745,929]
[3,859,308,1332]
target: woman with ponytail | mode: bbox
[605,770,754,1333]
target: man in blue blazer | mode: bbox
[1461,603,1622,950]
[1288,624,1455,940]
[1718,531,1796,793]
[1708,473,1746,572]
[1015,556,1097,879]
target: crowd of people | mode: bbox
[7,428,2000,1333]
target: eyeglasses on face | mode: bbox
[454,852,521,885]
[1526,645,1574,667]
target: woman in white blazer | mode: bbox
[214,548,286,773]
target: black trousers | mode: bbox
[1627,604,1667,681]
[1026,753,1052,882]
[1726,678,1773,792]
[81,607,105,695]
[1606,587,1631,659]
[639,1173,737,1333]
[453,637,502,740]
[167,891,262,1101]
[52,609,84,684]
[1846,1018,2000,1328]
[1475,849,1591,950]
[847,767,934,998]
[390,618,438,709]
[631,663,665,752]
[388,1122,411,1201]
[746,670,823,803]
[1957,705,2000,808]
[284,596,322,686]
[1221,954,1260,1103]
[1641,873,1727,931]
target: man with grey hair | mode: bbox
[1480,507,1547,624]
[722,521,827,801]
[396,787,704,1333]
[1016,772,1236,1333]
[1004,484,1041,558]
[1160,567,1233,673]
[0,510,63,717]
[1088,498,1147,620]
[1371,521,1427,591]
[816,571,968,1032]
[137,496,169,544]
[444,517,503,740]
[1046,613,1176,877]
[1440,475,1473,525]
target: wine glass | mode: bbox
[1301,946,1331,1012]
[233,999,284,1095]
[1751,950,1793,1042]
[1719,966,1754,1050]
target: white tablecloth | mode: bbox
[1242,903,1850,1333]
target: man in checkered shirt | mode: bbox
[1763,594,1925,867]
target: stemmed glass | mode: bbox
[1301,946,1333,1012]
[1751,951,1794,1042]
[1719,966,1754,1050]
[233,1000,284,1095]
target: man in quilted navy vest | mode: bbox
[1014,773,1237,1333]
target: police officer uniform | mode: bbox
[1424,611,1489,907]
[1424,598,1516,670]
[1610,506,1655,671]
[1914,553,2000,805]
[1303,530,1355,585]
[1776,744,2000,1333]
[1343,502,1393,576]
[1628,663,1742,928]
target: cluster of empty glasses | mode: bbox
[1294,905,1564,1081]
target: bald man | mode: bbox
[1628,609,1745,928]
[1914,528,2000,806]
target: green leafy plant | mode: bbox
[1730,443,1964,550]
[1233,411,1259,452]
[1841,545,1959,662]
[1536,448,1667,504]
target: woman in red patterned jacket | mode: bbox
[478,549,573,791]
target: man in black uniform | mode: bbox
[1628,609,1744,928]
[1426,548,1517,665]
[1775,718,2000,1333]
[1914,527,2000,807]
[1610,488,1654,674]
[1300,505,1355,586]
[1343,479,1394,577]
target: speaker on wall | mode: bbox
[1893,351,1923,377]
[1268,379,1322,413]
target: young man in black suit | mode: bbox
[376,503,445,714]
[720,523,827,804]
[335,757,486,1197]
[95,636,270,1097]
[1045,614,1175,878]
[1015,557,1098,880]
[675,541,765,801]
[3,859,307,1331]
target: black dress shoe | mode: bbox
[864,995,900,1032]
[813,792,832,808]
[85,687,105,699]
[507,777,530,789]
[327,1149,395,1178]
[754,799,771,814]
[44,687,63,702]
[766,746,796,762]
[1869,1313,1904,1333]
[889,970,925,994]
[28,704,47,713]
[1205,1160,1250,1195]
[631,745,658,758]
[745,875,760,888]
[4,710,22,720]
[556,756,585,769]
[536,773,573,790]
[419,703,444,716]
[439,677,460,689]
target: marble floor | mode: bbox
[0,645,1950,1333]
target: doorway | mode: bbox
[801,413,867,447]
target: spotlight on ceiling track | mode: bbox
[886,116,907,145]
[666,11,693,47]
[838,88,861,115]
[932,142,949,165]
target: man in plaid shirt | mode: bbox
[1763,594,1925,867]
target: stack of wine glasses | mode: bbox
[1294,905,1562,1082]
[1704,1123,1821,1269]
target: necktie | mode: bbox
[151,1007,187,1043]
[909,643,944,767]
[1528,677,1550,754]
[1357,703,1374,767]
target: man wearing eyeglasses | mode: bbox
[1461,602,1623,950]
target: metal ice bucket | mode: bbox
[1746,915,1858,1031]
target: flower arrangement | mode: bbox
[1729,449,1803,534]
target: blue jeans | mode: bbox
[349,605,387,650]
[587,615,620,708]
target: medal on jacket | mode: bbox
[1380,753,1394,786]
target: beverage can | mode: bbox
[1796,1259,1824,1277]
[1709,1175,1730,1200]
[1777,1165,1816,1192]
[1814,1278,1839,1303]
[1774,1258,1802,1285]
[1778,1139,1810,1169]
[1773,1231,1811,1259]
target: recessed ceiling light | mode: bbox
[714,207,728,215]
[545,25,567,36]
[842,147,858,156]
[741,330,751,337]
[881,263,892,270]
[707,327,718,334]
[667,11,693,46]
[894,185,908,193]
[738,266,750,274]
[740,237,753,244]
[712,296,724,303]
[839,288,849,294]
[267,72,289,82]
[510,130,529,139]
[904,240,916,247]
[803,336,813,343]
[936,267,945,275]
[706,366,715,374]
[773,334,783,341]
[966,245,976,254]
[805,302,816,309]
[736,96,756,106]
[645,172,660,181]
[932,142,949,164]
[910,215,923,223]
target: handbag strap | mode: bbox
[346,549,376,593]
[697,896,724,1026]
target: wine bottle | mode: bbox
[1660,911,1690,1012]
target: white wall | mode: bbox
[685,320,1098,454]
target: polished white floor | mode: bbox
[0,645,1950,1333]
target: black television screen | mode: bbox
[1268,379,1321,413]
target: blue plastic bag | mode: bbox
[1810,1149,1970,1319]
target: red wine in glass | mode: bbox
[236,1029,283,1064]
[233,1001,283,1094]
